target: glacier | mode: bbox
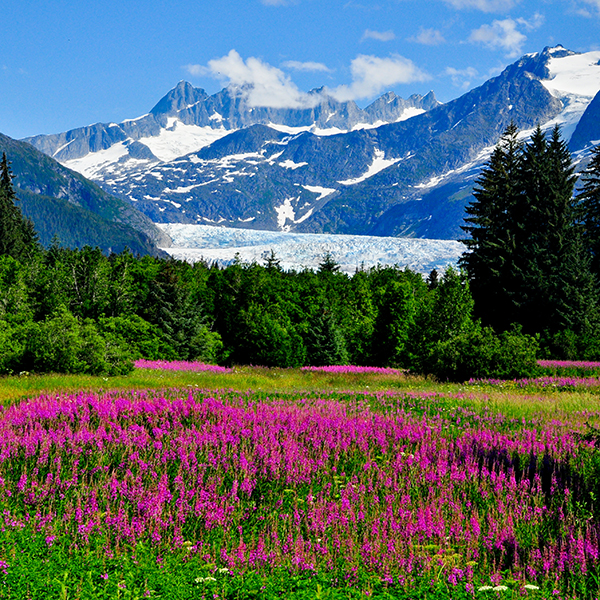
[157,223,463,275]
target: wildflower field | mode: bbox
[1,364,600,598]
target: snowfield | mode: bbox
[157,223,463,275]
[540,48,600,142]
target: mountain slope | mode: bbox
[570,89,600,152]
[24,83,439,183]
[97,45,584,237]
[0,133,170,254]
[24,45,600,241]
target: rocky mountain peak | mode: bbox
[150,81,208,116]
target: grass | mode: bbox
[0,366,451,406]
[2,365,600,599]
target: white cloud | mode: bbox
[185,64,210,77]
[329,54,430,102]
[468,14,543,57]
[187,51,428,108]
[409,28,445,45]
[187,50,318,109]
[443,0,519,12]
[578,0,600,15]
[281,60,332,72]
[445,66,479,89]
[361,29,396,42]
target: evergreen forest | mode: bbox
[1,124,599,382]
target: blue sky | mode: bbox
[1,0,599,139]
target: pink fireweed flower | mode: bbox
[0,386,598,592]
[538,360,600,370]
[134,359,232,373]
[468,375,600,390]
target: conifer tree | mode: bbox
[461,125,597,338]
[579,144,600,276]
[0,153,39,260]
[517,125,591,334]
[460,122,523,330]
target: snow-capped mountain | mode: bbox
[25,84,438,182]
[25,46,600,241]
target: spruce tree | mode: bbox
[518,125,591,334]
[579,144,600,277]
[460,122,523,330]
[0,153,38,260]
[461,125,597,338]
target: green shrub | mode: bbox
[21,308,133,375]
[0,320,25,374]
[236,303,306,367]
[426,324,539,382]
[97,314,177,361]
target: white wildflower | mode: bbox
[194,576,217,584]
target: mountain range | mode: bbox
[8,44,600,252]
[0,133,170,255]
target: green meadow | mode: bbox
[0,366,600,599]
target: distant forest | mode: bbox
[0,124,599,381]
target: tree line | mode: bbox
[461,124,600,359]
[1,127,599,381]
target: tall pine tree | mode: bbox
[517,125,593,334]
[460,122,523,330]
[461,124,597,338]
[579,144,600,277]
[0,153,38,260]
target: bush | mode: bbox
[20,309,134,376]
[425,324,539,382]
[0,320,25,375]
[97,315,177,361]
[236,304,306,367]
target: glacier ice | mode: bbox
[157,223,463,275]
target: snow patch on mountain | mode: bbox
[64,142,132,179]
[302,185,337,200]
[542,51,600,98]
[267,123,347,136]
[156,223,463,275]
[397,106,426,121]
[338,149,402,186]
[541,50,600,141]
[138,120,230,162]
[279,159,308,170]
[275,198,297,231]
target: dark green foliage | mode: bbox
[579,145,600,276]
[21,309,132,376]
[460,122,522,330]
[17,189,161,256]
[0,309,134,376]
[0,153,39,261]
[97,315,178,361]
[427,324,539,382]
[304,305,349,366]
[237,303,306,367]
[516,125,592,335]
[407,267,475,373]
[461,125,600,354]
[370,272,424,367]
